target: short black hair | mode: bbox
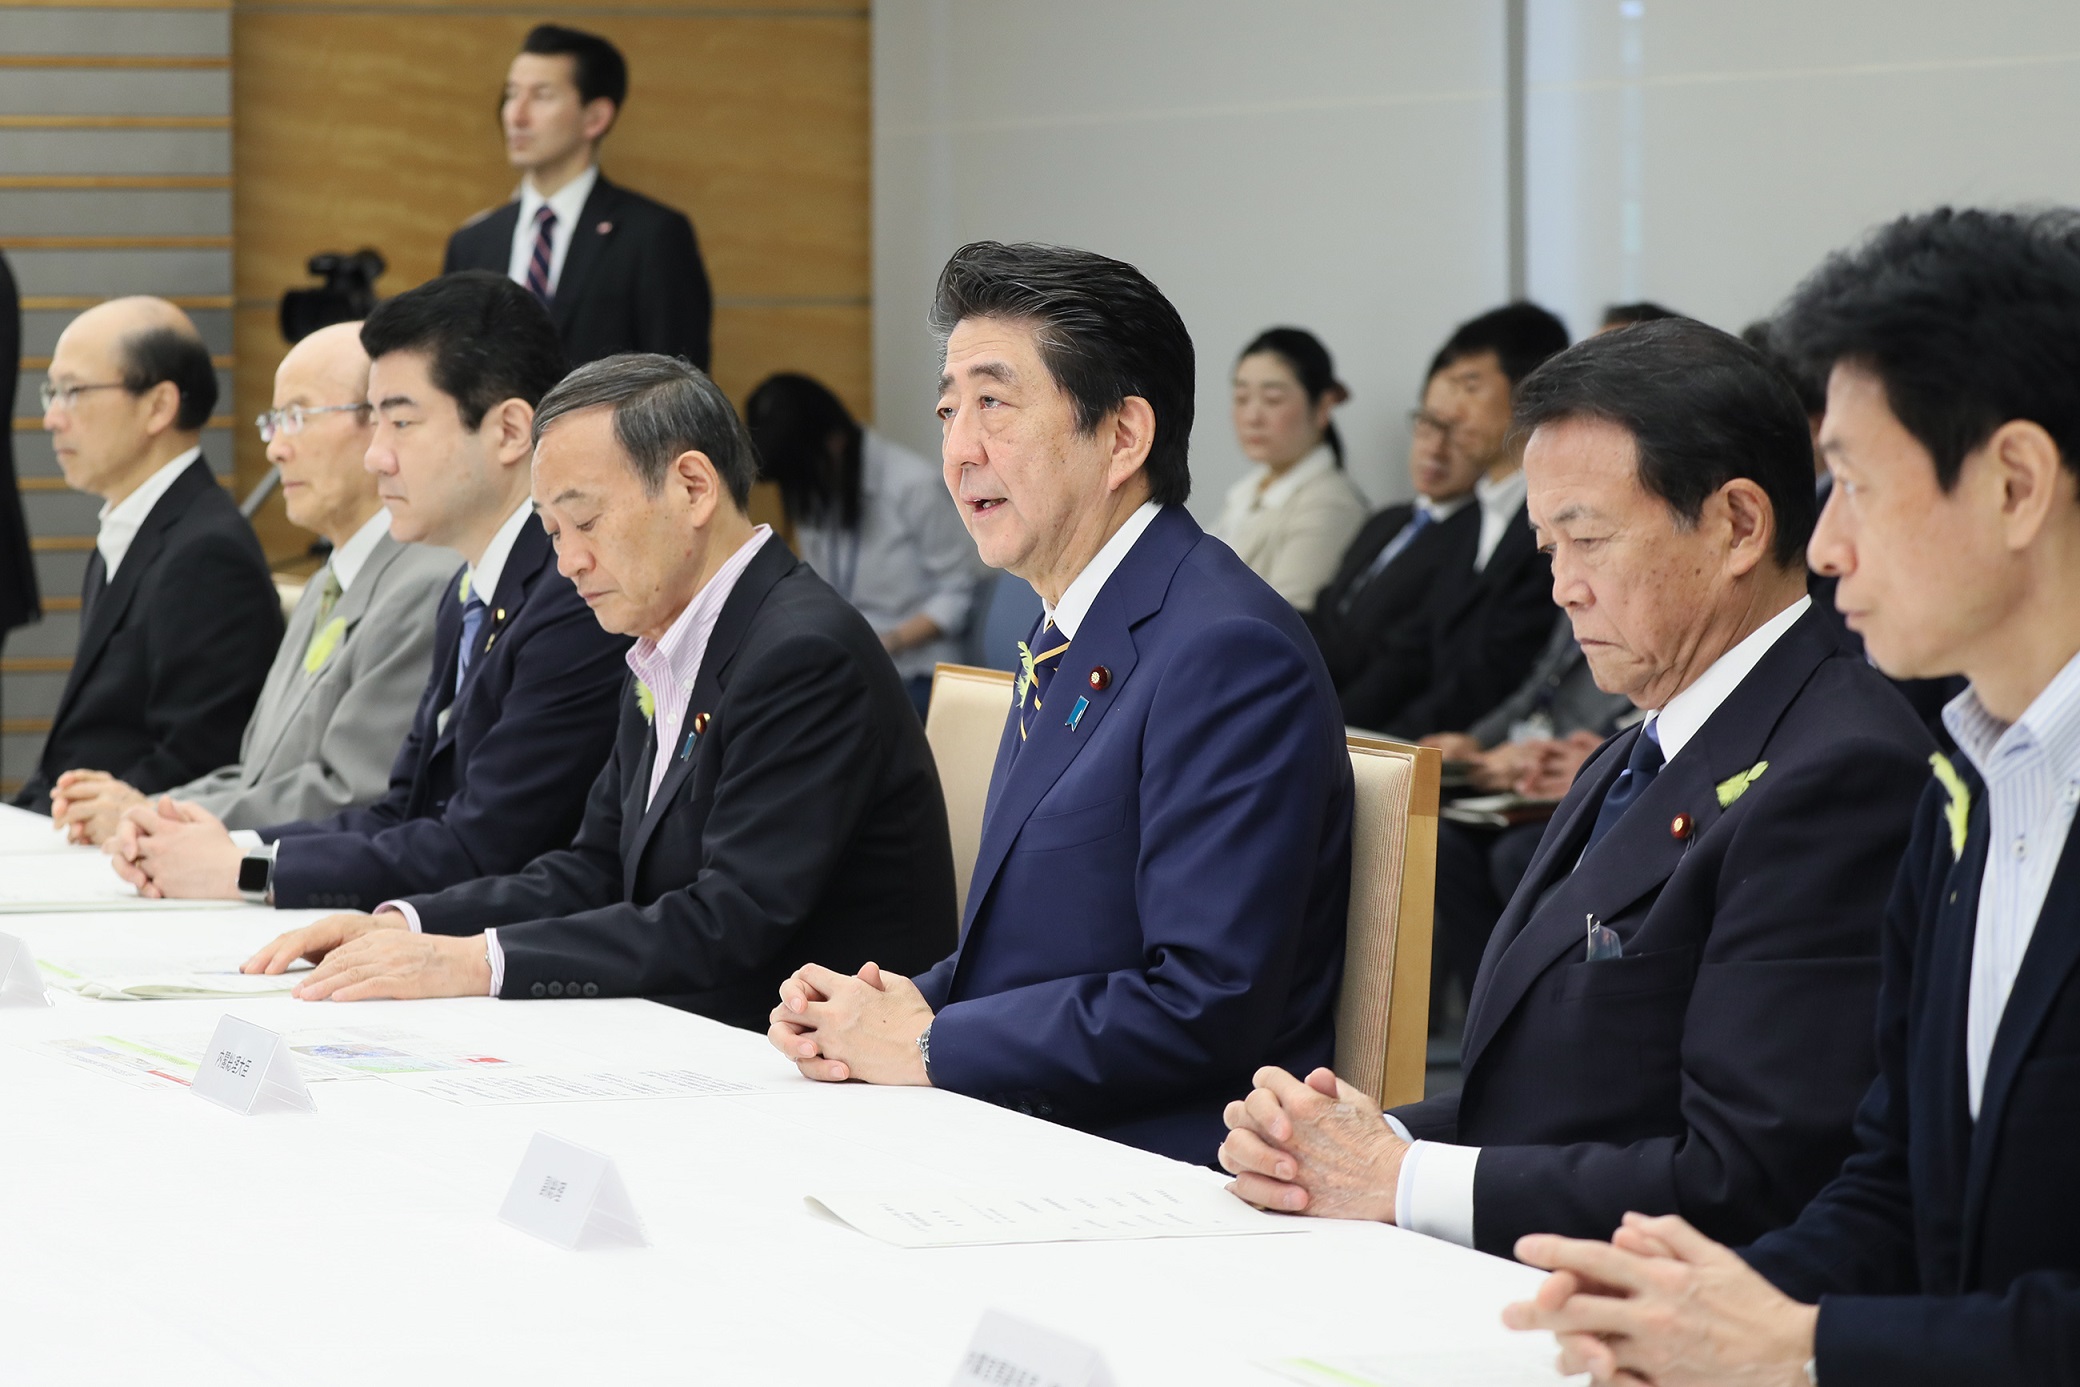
[930,241,1195,507]
[1430,301,1571,389]
[1513,317,1817,568]
[1740,319,1825,420]
[1601,301,1682,329]
[1776,206,2080,491]
[745,372,863,531]
[118,325,216,431]
[360,271,566,429]
[1238,326,1347,467]
[534,353,756,509]
[520,24,628,110]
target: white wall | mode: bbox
[1525,0,2080,336]
[873,0,1509,514]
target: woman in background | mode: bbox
[1212,326,1370,612]
[745,373,978,718]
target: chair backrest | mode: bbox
[1336,735,1441,1109]
[966,571,1044,672]
[924,662,1016,921]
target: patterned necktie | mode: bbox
[1340,507,1435,615]
[455,590,489,696]
[80,548,106,627]
[524,204,558,304]
[1580,722,1665,857]
[301,568,343,670]
[1016,618,1071,744]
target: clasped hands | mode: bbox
[1424,729,1604,798]
[766,961,934,1086]
[48,769,148,845]
[1218,1065,1407,1221]
[240,911,491,1001]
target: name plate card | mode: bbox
[498,1131,648,1250]
[190,1015,316,1115]
[0,932,50,1007]
[949,1310,1115,1387]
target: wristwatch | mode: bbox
[236,844,276,906]
[915,1021,934,1083]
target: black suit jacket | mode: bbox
[1306,501,1479,691]
[443,174,712,371]
[0,249,38,636]
[1743,755,2080,1386]
[403,539,957,1030]
[261,516,629,908]
[1390,605,1935,1255]
[1342,505,1554,736]
[14,457,278,812]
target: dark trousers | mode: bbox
[1431,819,1546,1032]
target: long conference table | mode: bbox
[0,804,1573,1386]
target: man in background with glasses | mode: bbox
[48,323,456,844]
[11,297,279,815]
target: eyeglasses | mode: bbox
[256,403,371,442]
[1409,409,1458,442]
[39,380,129,412]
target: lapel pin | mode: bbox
[1670,813,1693,840]
[1088,665,1111,692]
[597,220,613,235]
[679,730,696,760]
[495,608,505,622]
[691,712,710,736]
[1066,695,1090,731]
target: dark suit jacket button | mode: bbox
[1038,1104,1054,1117]
[547,981,564,997]
[581,983,599,997]
[1016,1102,1034,1116]
[567,981,581,996]
[530,982,547,998]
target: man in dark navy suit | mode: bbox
[1505,209,2080,1387]
[443,25,711,372]
[1221,318,1933,1256]
[110,272,628,910]
[766,242,1353,1166]
[239,353,955,1023]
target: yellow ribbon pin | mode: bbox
[301,616,347,675]
[1930,752,1971,858]
[1715,759,1769,809]
[1015,640,1038,708]
[635,679,656,723]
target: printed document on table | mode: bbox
[39,957,308,1001]
[25,1031,343,1091]
[808,1183,1305,1248]
[383,1067,777,1105]
[25,1024,604,1091]
[0,854,229,912]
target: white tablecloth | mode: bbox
[0,822,1569,1386]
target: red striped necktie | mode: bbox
[525,205,558,304]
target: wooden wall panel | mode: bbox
[232,1,869,560]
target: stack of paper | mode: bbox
[38,958,306,1001]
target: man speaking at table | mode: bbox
[1219,319,1933,1253]
[109,273,628,909]
[242,353,955,1023]
[765,242,1353,1165]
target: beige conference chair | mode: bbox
[924,663,1016,923]
[1336,736,1441,1109]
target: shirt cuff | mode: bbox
[484,927,504,998]
[229,829,262,851]
[1395,1139,1481,1248]
[376,899,422,932]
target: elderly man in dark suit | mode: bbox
[1221,317,1933,1255]
[109,272,628,910]
[443,24,711,371]
[1506,208,2080,1387]
[13,296,279,813]
[765,242,1353,1166]
[242,353,956,1019]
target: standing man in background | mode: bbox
[444,23,713,372]
[13,297,280,814]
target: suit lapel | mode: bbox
[550,177,622,332]
[249,535,399,769]
[50,459,212,733]
[437,517,548,753]
[622,539,799,888]
[955,508,1198,947]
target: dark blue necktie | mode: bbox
[1341,508,1435,614]
[455,592,488,695]
[1581,722,1665,857]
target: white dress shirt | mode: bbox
[1945,648,2080,1118]
[505,164,599,297]
[382,526,775,998]
[1044,500,1163,640]
[327,508,393,594]
[1473,466,1528,573]
[1388,593,1814,1247]
[96,446,201,579]
[466,499,537,607]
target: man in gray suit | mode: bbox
[49,323,454,844]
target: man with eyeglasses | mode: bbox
[11,297,279,815]
[48,323,456,844]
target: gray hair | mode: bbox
[531,353,755,507]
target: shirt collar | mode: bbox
[1415,490,1476,522]
[626,525,774,689]
[1945,645,2080,787]
[517,164,599,231]
[328,508,392,594]
[1648,594,1811,763]
[465,499,536,606]
[96,446,201,577]
[1246,445,1337,513]
[1475,465,1527,519]
[1044,500,1163,640]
